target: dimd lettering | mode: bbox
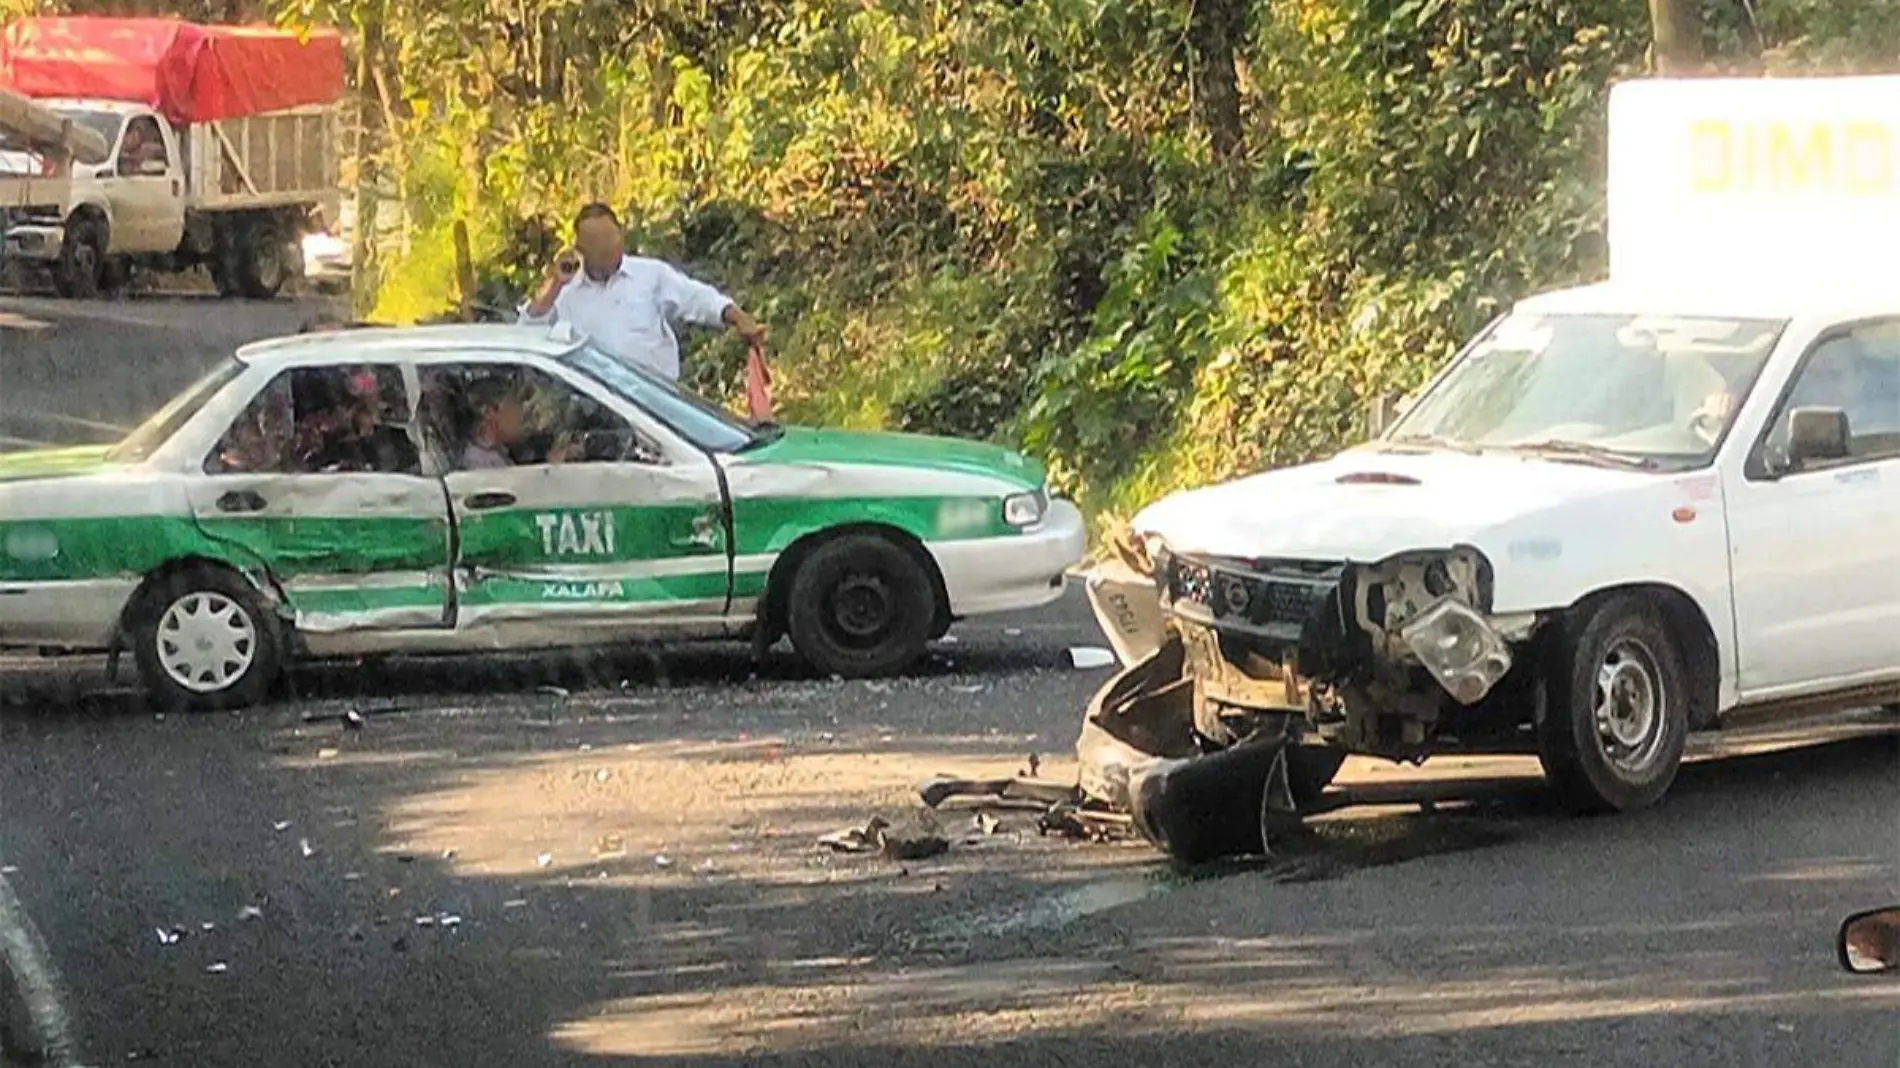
[1690,119,1897,195]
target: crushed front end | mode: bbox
[1076,538,1544,862]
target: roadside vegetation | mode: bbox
[7,0,1894,530]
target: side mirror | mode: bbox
[1787,406,1850,468]
[136,157,167,177]
[1840,907,1900,974]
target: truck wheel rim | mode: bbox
[257,241,283,284]
[1594,638,1665,775]
[156,592,257,694]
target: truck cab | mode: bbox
[4,100,187,278]
[1083,74,1900,822]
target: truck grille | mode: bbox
[1163,552,1343,641]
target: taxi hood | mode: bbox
[1132,447,1675,563]
[0,444,118,484]
[740,427,1044,490]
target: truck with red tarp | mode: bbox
[0,16,344,298]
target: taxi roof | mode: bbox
[1515,280,1900,324]
[234,323,587,369]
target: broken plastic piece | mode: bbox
[1070,646,1117,670]
[343,710,367,730]
[205,962,228,974]
[535,853,554,868]
[299,838,315,858]
[155,927,181,946]
[237,906,264,922]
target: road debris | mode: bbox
[154,927,181,946]
[272,821,291,832]
[973,812,1001,836]
[299,838,316,858]
[537,685,571,699]
[204,962,228,975]
[317,748,340,760]
[237,906,264,922]
[653,855,673,869]
[594,835,626,859]
[1069,646,1117,670]
[502,899,528,910]
[439,914,463,929]
[342,709,366,731]
[535,853,554,868]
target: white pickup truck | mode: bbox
[1,97,338,298]
[1083,75,1900,833]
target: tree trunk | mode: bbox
[349,10,382,317]
[1648,0,1705,74]
[1188,0,1246,162]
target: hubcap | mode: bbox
[828,573,895,647]
[156,592,257,694]
[1593,638,1666,775]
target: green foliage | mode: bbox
[11,0,1884,538]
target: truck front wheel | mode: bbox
[52,216,106,299]
[1535,596,1689,814]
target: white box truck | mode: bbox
[0,17,344,298]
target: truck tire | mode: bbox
[235,220,290,300]
[1535,596,1689,814]
[51,215,105,299]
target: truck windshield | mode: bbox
[560,343,757,454]
[107,359,246,463]
[1385,312,1786,469]
[50,106,124,146]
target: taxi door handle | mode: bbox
[216,490,266,513]
[464,491,517,511]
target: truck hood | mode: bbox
[737,427,1044,491]
[0,444,120,484]
[1133,447,1679,562]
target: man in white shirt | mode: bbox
[518,202,767,382]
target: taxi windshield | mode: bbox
[560,343,757,453]
[107,359,246,463]
[1385,311,1786,469]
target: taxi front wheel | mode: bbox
[130,567,285,712]
[786,534,936,679]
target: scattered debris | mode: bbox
[919,774,1076,810]
[299,838,316,859]
[199,922,215,932]
[817,821,883,855]
[502,899,529,910]
[414,915,436,928]
[155,927,181,946]
[204,962,228,975]
[272,821,292,832]
[865,681,893,694]
[538,685,571,699]
[439,914,463,929]
[0,865,17,875]
[535,853,554,868]
[951,683,986,694]
[594,835,626,859]
[343,872,364,882]
[940,634,959,645]
[237,906,264,922]
[593,768,611,783]
[1005,627,1024,637]
[653,855,673,869]
[317,748,340,760]
[1069,646,1117,670]
[973,812,1002,836]
[342,709,367,731]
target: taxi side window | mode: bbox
[424,363,656,472]
[1768,322,1900,465]
[206,365,420,476]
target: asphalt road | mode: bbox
[3,296,1900,1067]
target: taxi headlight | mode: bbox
[1003,490,1047,528]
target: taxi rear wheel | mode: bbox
[131,567,284,711]
[786,534,936,678]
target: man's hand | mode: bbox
[723,304,768,356]
[525,248,580,319]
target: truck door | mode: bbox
[106,114,185,254]
[426,361,731,636]
[1727,320,1900,694]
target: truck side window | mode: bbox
[1770,324,1900,464]
[117,116,167,176]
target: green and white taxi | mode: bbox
[0,324,1084,709]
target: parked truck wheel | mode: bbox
[1535,596,1689,814]
[51,215,106,299]
[235,220,291,299]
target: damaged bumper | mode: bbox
[1082,545,1539,762]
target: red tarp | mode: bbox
[0,17,344,125]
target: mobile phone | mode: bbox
[556,252,580,277]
